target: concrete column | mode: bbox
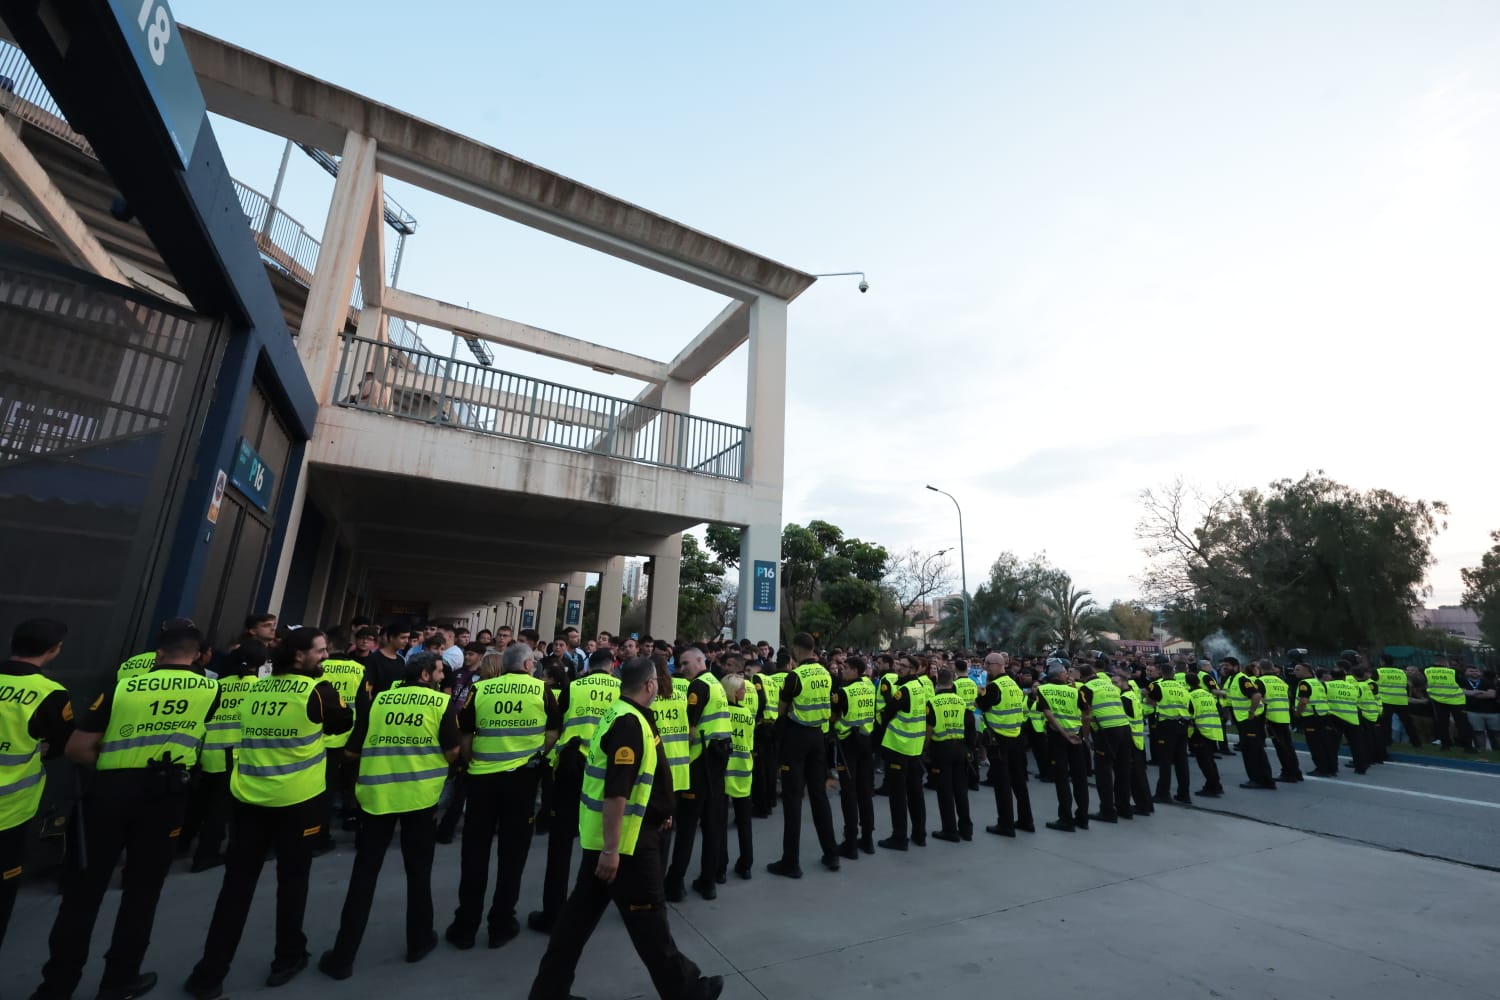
[298,131,378,404]
[537,583,561,643]
[266,464,309,618]
[656,377,691,468]
[737,295,787,643]
[647,534,682,640]
[597,556,625,638]
[325,547,353,626]
[301,525,338,629]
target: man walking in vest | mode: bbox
[768,634,841,878]
[0,620,71,960]
[449,641,561,949]
[528,657,723,1000]
[185,627,351,999]
[35,624,218,1000]
[318,650,460,978]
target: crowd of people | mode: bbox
[0,611,1495,1000]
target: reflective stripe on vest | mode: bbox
[787,662,832,731]
[953,676,978,711]
[319,659,365,750]
[692,672,732,761]
[1154,679,1189,722]
[982,676,1026,738]
[1189,688,1224,741]
[0,671,65,830]
[834,678,876,738]
[232,674,324,806]
[579,699,657,856]
[930,691,967,742]
[1085,676,1128,729]
[1324,679,1359,724]
[1038,683,1081,731]
[1226,675,1259,722]
[355,684,450,814]
[1376,667,1409,706]
[652,690,691,794]
[469,673,548,774]
[758,673,782,723]
[1259,675,1292,724]
[98,669,218,771]
[1302,679,1329,716]
[1424,667,1463,706]
[1122,688,1146,751]
[881,678,929,756]
[562,672,621,750]
[201,674,254,775]
[1356,679,1382,722]
[726,698,756,799]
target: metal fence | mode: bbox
[0,41,94,154]
[333,334,747,480]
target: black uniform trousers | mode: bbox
[1378,703,1420,756]
[777,723,837,864]
[1340,717,1373,772]
[1128,745,1154,812]
[453,767,540,935]
[1298,715,1334,774]
[189,792,326,987]
[182,768,233,865]
[667,741,728,886]
[36,772,187,999]
[328,805,437,965]
[929,739,972,836]
[1152,719,1191,799]
[528,830,704,1000]
[833,730,875,845]
[882,747,925,843]
[1235,716,1276,786]
[1431,700,1473,750]
[435,765,468,841]
[1090,725,1132,819]
[322,750,358,838]
[751,724,778,814]
[0,819,26,952]
[1046,730,1090,824]
[1266,720,1303,779]
[1027,726,1051,780]
[727,797,754,873]
[538,745,585,920]
[1189,733,1222,792]
[984,732,1033,831]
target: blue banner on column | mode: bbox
[521,608,535,629]
[565,599,582,627]
[752,560,777,613]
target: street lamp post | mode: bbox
[918,547,951,648]
[812,271,870,293]
[926,485,969,651]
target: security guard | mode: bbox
[1148,664,1192,804]
[1325,665,1369,772]
[1293,661,1335,776]
[318,651,461,978]
[185,640,264,872]
[114,616,198,680]
[0,618,72,955]
[666,646,731,902]
[1225,659,1275,790]
[1353,665,1384,768]
[449,641,560,949]
[952,664,981,790]
[1114,671,1155,816]
[1374,654,1417,759]
[1032,664,1093,831]
[1185,672,1225,796]
[527,657,723,1000]
[1423,654,1472,750]
[36,624,217,1000]
[878,654,928,851]
[975,652,1034,836]
[871,652,899,795]
[1079,659,1130,822]
[749,659,780,817]
[651,664,692,838]
[769,633,840,877]
[530,648,620,933]
[1258,658,1302,782]
[316,648,366,849]
[185,626,351,998]
[830,653,877,857]
[722,672,757,879]
[927,668,974,842]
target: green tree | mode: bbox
[1108,601,1153,641]
[931,551,1068,648]
[1017,579,1117,655]
[704,524,743,569]
[1138,473,1447,652]
[581,583,630,643]
[676,533,724,640]
[1462,531,1500,649]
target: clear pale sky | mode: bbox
[175,0,1500,608]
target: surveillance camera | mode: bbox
[858,280,869,293]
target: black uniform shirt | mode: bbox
[686,677,711,728]
[598,694,674,823]
[0,660,73,752]
[880,682,912,726]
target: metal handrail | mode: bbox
[332,333,747,481]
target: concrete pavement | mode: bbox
[4,775,1497,1000]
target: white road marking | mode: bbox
[1301,774,1500,809]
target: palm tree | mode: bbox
[1018,579,1117,655]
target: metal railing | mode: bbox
[0,42,94,154]
[333,333,747,480]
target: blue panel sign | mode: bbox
[565,599,582,627]
[228,437,274,512]
[521,609,535,630]
[108,0,207,168]
[752,560,777,613]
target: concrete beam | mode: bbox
[0,120,126,282]
[358,173,385,310]
[382,286,669,384]
[667,301,751,384]
[180,27,817,303]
